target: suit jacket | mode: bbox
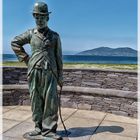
[11,27,63,82]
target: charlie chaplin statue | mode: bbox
[11,2,63,140]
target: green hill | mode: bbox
[77,47,137,57]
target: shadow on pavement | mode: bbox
[57,125,124,137]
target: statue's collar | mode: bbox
[37,27,48,34]
[34,27,49,35]
[33,27,51,40]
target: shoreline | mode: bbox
[2,61,137,71]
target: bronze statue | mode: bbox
[11,2,63,140]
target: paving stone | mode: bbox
[16,105,31,111]
[63,137,69,140]
[58,115,73,125]
[68,136,89,140]
[95,120,137,138]
[3,122,34,139]
[58,108,78,125]
[0,118,2,134]
[105,113,137,124]
[3,108,12,113]
[0,106,2,115]
[60,108,77,116]
[3,109,32,121]
[2,106,138,140]
[23,117,32,123]
[3,106,18,112]
[58,117,101,140]
[3,119,20,133]
[72,110,106,120]
[3,136,21,140]
[90,133,136,140]
[3,106,18,111]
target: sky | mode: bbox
[3,0,137,54]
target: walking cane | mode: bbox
[58,85,71,137]
[49,65,71,136]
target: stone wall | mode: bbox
[61,91,137,118]
[3,85,137,118]
[3,67,138,118]
[3,67,137,91]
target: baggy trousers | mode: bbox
[28,68,58,136]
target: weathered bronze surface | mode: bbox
[23,132,63,140]
[11,2,63,140]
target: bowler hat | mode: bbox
[33,2,51,15]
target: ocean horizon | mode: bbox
[3,54,137,64]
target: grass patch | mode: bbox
[2,61,137,70]
[2,61,26,67]
[64,63,137,70]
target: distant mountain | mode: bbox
[77,47,137,57]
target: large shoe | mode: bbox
[43,132,63,140]
[28,130,41,136]
[23,130,42,140]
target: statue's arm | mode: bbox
[11,30,32,64]
[55,34,63,86]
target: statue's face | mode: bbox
[33,13,48,29]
